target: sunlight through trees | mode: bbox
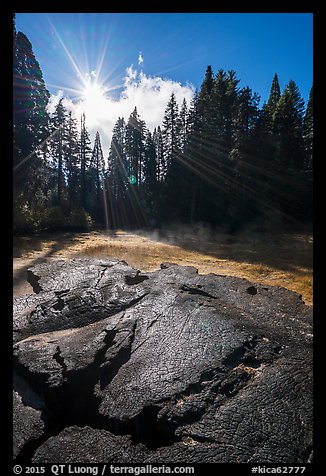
[13,17,313,233]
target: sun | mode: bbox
[82,82,105,103]
[79,79,108,126]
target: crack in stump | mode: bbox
[180,284,218,300]
[27,271,42,294]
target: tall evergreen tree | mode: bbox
[178,98,188,153]
[144,130,158,194]
[274,79,305,171]
[162,92,180,179]
[144,131,158,190]
[65,111,80,205]
[80,112,92,208]
[183,90,200,222]
[13,29,50,204]
[210,69,229,139]
[231,86,260,157]
[200,65,214,99]
[50,99,67,205]
[163,93,191,220]
[108,118,126,197]
[153,126,165,181]
[13,14,17,58]
[193,69,240,225]
[90,131,105,207]
[107,118,127,227]
[229,86,261,223]
[266,73,281,122]
[198,65,214,131]
[143,130,158,223]
[303,86,313,170]
[187,89,200,134]
[224,70,240,145]
[125,107,146,186]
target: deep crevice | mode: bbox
[222,336,260,369]
[100,291,149,313]
[53,346,68,378]
[14,419,64,464]
[13,323,137,462]
[12,327,291,462]
[125,274,149,285]
[27,271,42,294]
[104,404,184,450]
[120,293,150,310]
[220,370,251,397]
[52,296,65,311]
[99,324,136,390]
[180,284,217,300]
[242,356,262,368]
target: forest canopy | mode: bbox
[13,18,313,233]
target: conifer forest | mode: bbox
[13,18,313,233]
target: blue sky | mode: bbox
[15,13,313,155]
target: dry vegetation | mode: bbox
[13,227,313,305]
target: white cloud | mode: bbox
[125,66,138,83]
[46,89,64,114]
[48,66,195,158]
[138,52,144,66]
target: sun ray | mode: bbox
[46,84,85,96]
[13,126,62,172]
[99,55,132,86]
[45,14,87,89]
[171,132,306,225]
[95,30,112,81]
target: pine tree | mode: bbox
[50,99,67,205]
[108,118,126,197]
[125,107,146,186]
[153,126,165,181]
[65,111,80,205]
[13,29,50,205]
[263,74,282,169]
[178,98,188,153]
[80,113,92,208]
[229,86,261,223]
[200,65,214,99]
[274,79,305,171]
[107,118,127,227]
[210,69,228,138]
[266,73,281,121]
[163,92,193,220]
[90,131,105,207]
[184,90,200,223]
[162,92,180,178]
[232,86,260,146]
[198,65,214,131]
[143,130,158,224]
[225,70,240,144]
[303,86,313,170]
[187,90,200,135]
[144,130,158,191]
[194,69,240,225]
[13,14,17,59]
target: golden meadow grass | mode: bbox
[13,230,312,305]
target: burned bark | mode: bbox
[13,259,312,463]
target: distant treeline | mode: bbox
[13,18,313,233]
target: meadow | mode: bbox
[13,227,313,305]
